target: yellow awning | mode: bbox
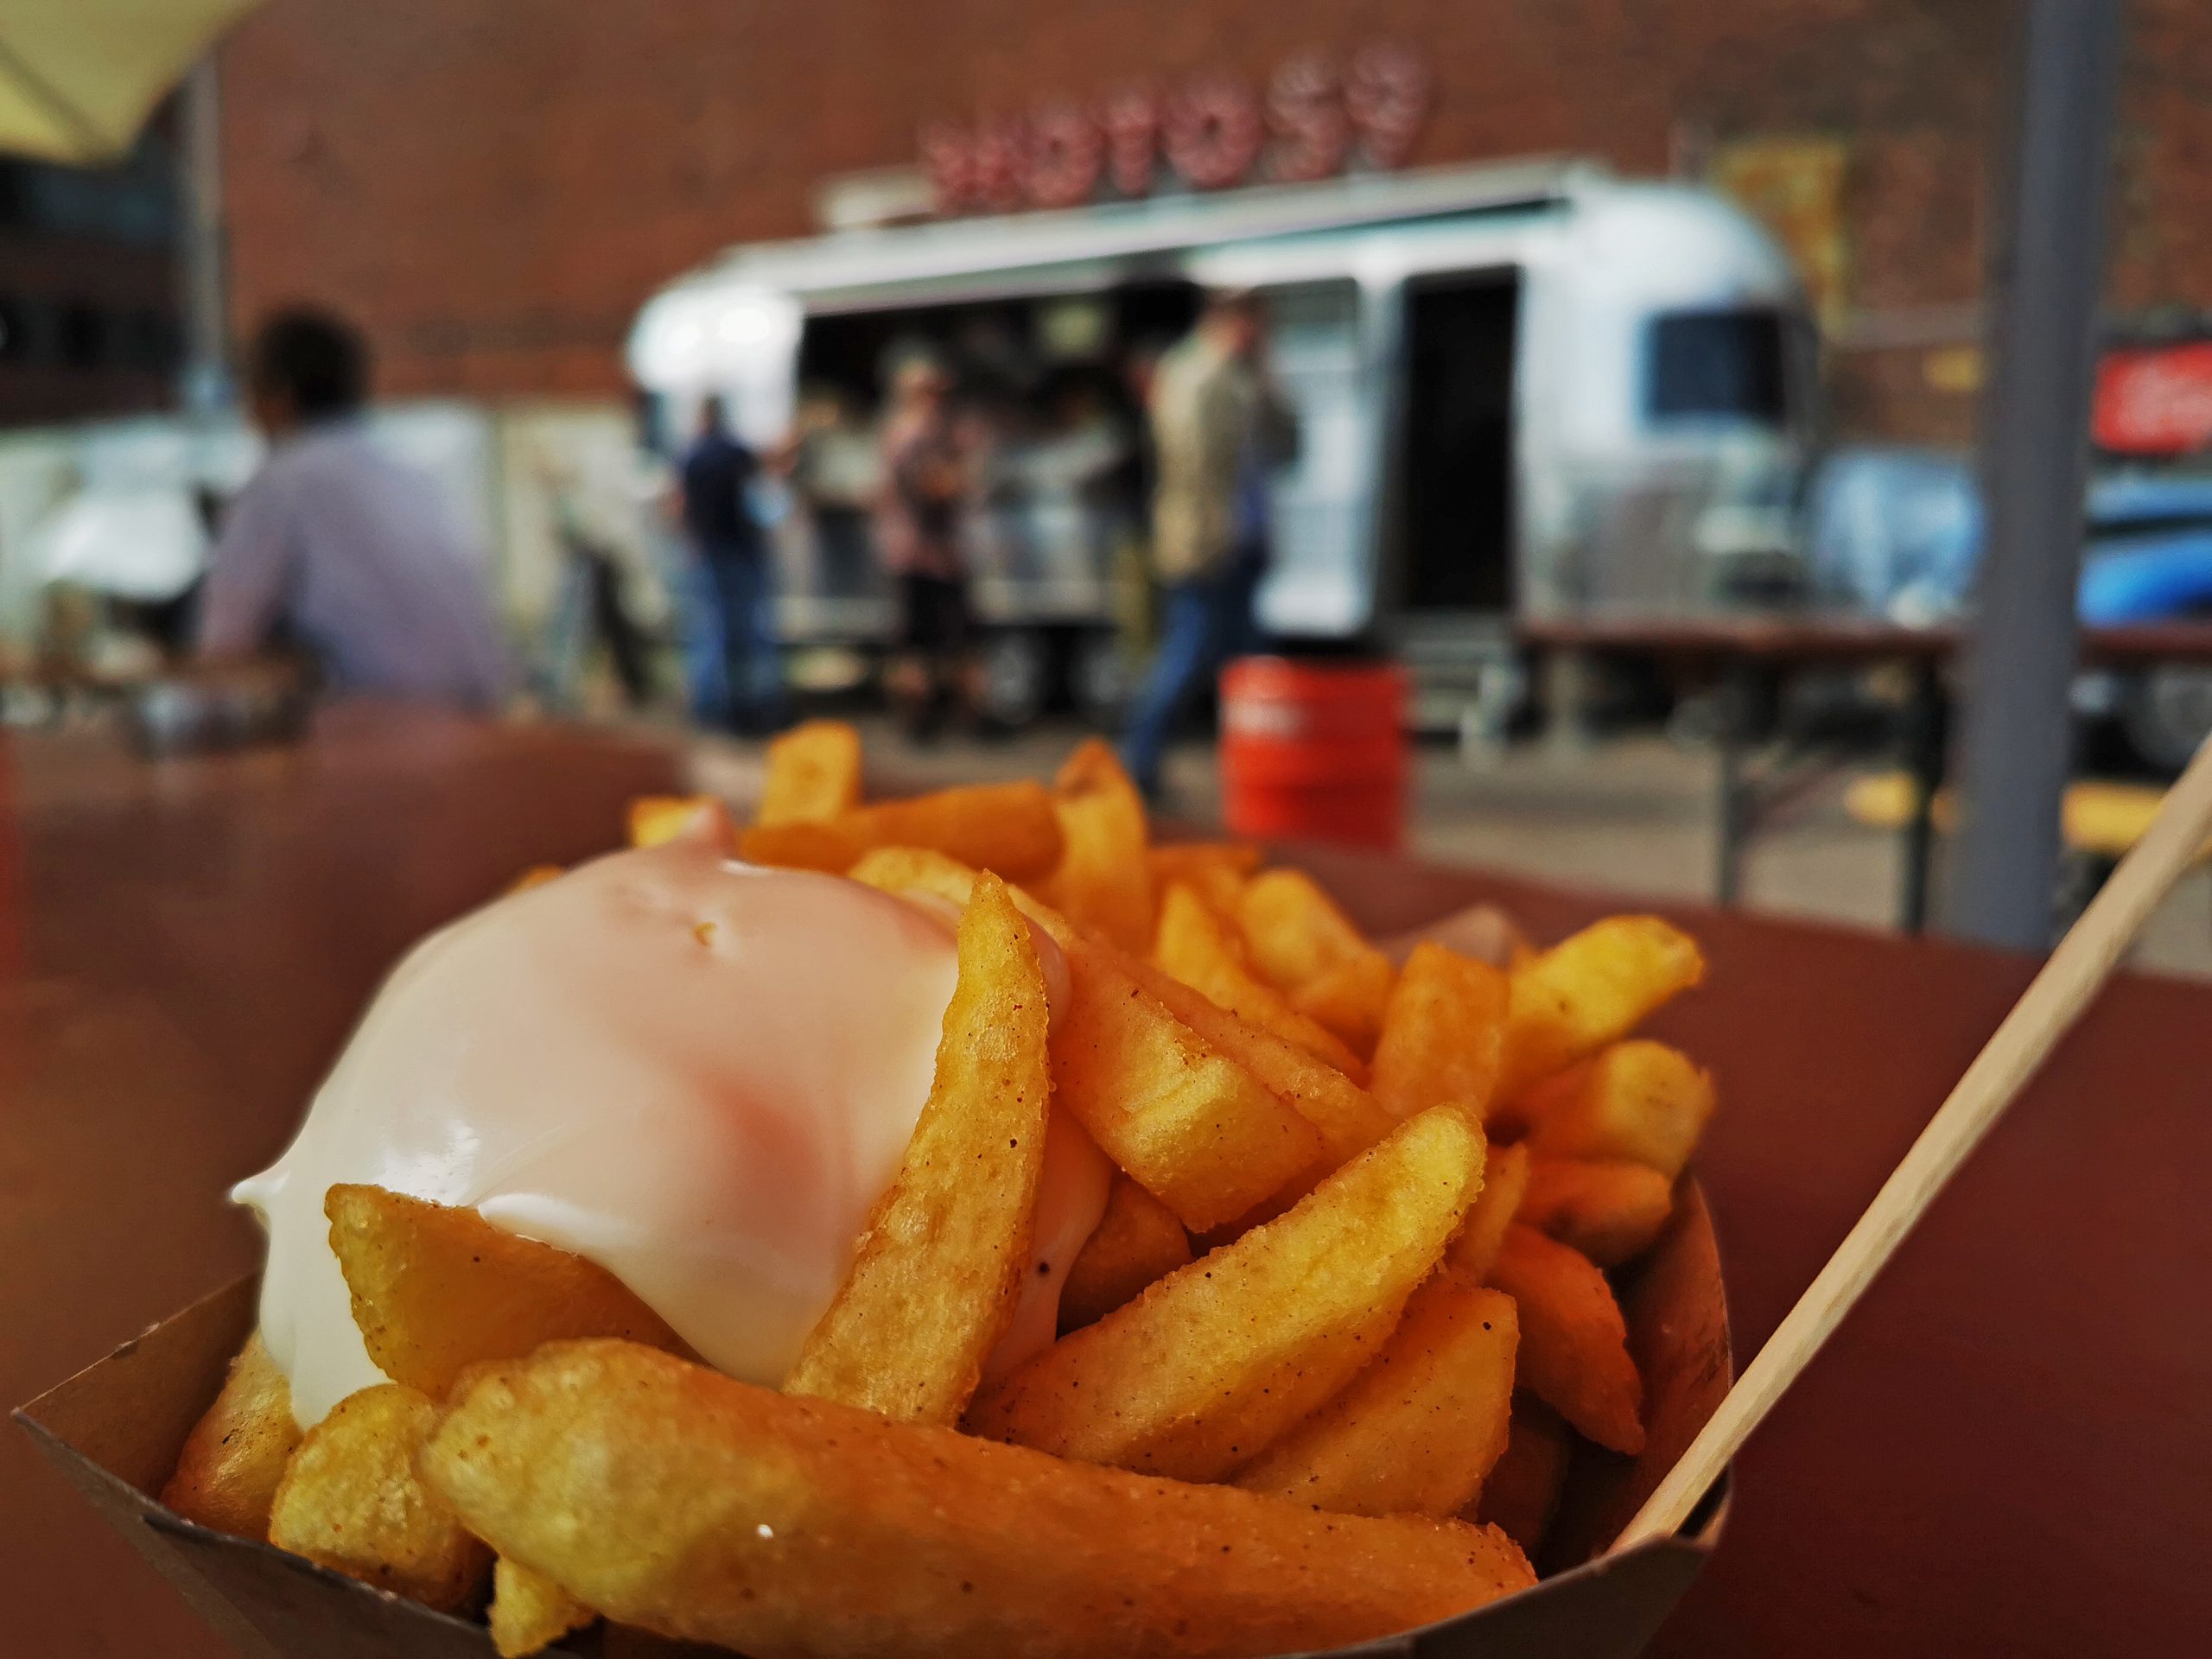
[0,0,262,165]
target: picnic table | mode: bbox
[1520,613,2212,932]
[5,703,2209,1656]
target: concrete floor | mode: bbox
[691,718,2212,982]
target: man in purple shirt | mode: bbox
[198,309,509,709]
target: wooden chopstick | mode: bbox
[1614,734,2212,1551]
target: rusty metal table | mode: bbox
[8,707,2211,1656]
[1520,613,2212,932]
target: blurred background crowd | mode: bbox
[3,0,2209,963]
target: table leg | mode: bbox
[1713,664,1757,908]
[1899,659,1945,934]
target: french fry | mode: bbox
[966,1103,1487,1482]
[491,1557,595,1658]
[1059,1173,1193,1332]
[1446,1139,1530,1284]
[506,864,564,893]
[739,818,868,872]
[426,1339,1535,1659]
[268,1382,490,1613]
[1518,1157,1675,1268]
[1119,949,1395,1166]
[1052,928,1327,1233]
[1497,916,1704,1101]
[325,1185,683,1397]
[1145,842,1259,919]
[742,782,1064,880]
[1041,739,1153,952]
[1519,1039,1716,1179]
[1370,941,1510,1121]
[848,849,1326,1231]
[1235,868,1384,988]
[1487,1224,1643,1456]
[626,794,721,849]
[1154,882,1369,1080]
[159,1331,301,1540]
[1470,1395,1574,1559]
[1289,951,1395,1059]
[756,719,863,826]
[785,873,1051,1424]
[1230,1273,1517,1519]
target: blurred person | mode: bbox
[674,394,786,734]
[197,308,508,709]
[875,356,975,741]
[535,453,652,714]
[1120,289,1297,798]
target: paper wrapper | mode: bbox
[16,902,1732,1659]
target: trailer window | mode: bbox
[1644,308,1789,426]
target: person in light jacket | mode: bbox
[1121,289,1296,797]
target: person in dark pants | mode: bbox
[677,394,785,734]
[1121,290,1295,798]
[874,357,974,741]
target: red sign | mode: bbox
[2094,342,2212,456]
[919,43,1431,217]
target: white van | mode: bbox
[629,158,1813,726]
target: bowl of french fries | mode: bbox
[20,721,1730,1659]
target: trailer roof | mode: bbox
[660,156,1593,310]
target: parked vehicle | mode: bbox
[1808,450,2212,769]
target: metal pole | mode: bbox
[177,55,233,414]
[1945,0,2126,951]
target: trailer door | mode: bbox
[1399,272,1520,615]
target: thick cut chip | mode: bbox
[743,783,1062,879]
[626,794,721,849]
[1052,926,1326,1232]
[785,873,1052,1424]
[268,1382,490,1612]
[737,818,868,873]
[325,1185,683,1397]
[1230,1274,1517,1519]
[1120,950,1395,1166]
[427,1340,1534,1659]
[1497,917,1704,1101]
[1488,1225,1643,1455]
[1290,951,1395,1060]
[1446,1140,1530,1284]
[1519,1039,1716,1179]
[1470,1395,1574,1558]
[966,1104,1487,1482]
[756,719,862,826]
[1518,1157,1675,1268]
[1059,1173,1193,1332]
[1154,883,1369,1080]
[1235,868,1383,991]
[1370,941,1510,1122]
[1146,842,1259,919]
[1041,739,1154,951]
[491,1557,596,1658]
[848,848,1325,1231]
[160,1331,302,1540]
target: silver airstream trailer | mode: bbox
[628,158,1811,725]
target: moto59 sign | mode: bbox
[919,44,1431,216]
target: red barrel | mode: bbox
[1218,657,1408,849]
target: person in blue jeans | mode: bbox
[1122,291,1295,796]
[676,395,787,734]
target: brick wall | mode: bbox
[218,0,2211,444]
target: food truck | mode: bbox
[627,158,1815,727]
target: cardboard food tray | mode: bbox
[15,1180,1727,1659]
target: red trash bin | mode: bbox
[1218,657,1408,850]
